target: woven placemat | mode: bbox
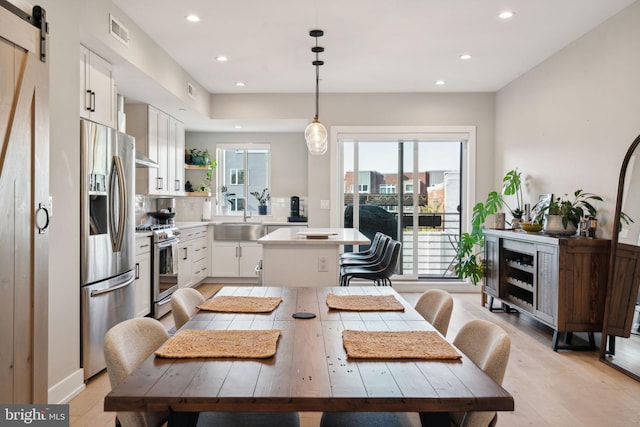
[326,293,405,311]
[154,329,281,359]
[197,296,282,313]
[342,330,461,360]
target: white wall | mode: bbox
[179,132,309,221]
[212,93,496,226]
[35,0,85,402]
[496,1,640,239]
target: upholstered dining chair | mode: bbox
[104,317,171,427]
[414,289,454,337]
[171,287,205,330]
[104,317,301,427]
[320,412,415,427]
[420,319,511,427]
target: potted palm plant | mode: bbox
[536,190,602,235]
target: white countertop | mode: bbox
[173,220,308,230]
[258,227,369,245]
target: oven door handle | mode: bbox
[157,238,179,249]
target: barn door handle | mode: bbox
[36,202,50,234]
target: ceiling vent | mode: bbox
[187,82,196,99]
[109,14,129,47]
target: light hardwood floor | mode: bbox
[70,285,640,427]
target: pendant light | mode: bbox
[305,29,328,155]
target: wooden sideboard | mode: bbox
[483,229,610,350]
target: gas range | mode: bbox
[135,223,180,243]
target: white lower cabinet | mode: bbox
[211,241,262,278]
[178,226,209,287]
[134,237,152,317]
[192,235,209,282]
[178,241,193,288]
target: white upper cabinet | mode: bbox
[126,103,185,196]
[79,45,115,128]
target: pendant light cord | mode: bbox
[315,60,320,118]
[314,35,320,119]
[309,29,324,120]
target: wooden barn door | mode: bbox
[0,3,49,403]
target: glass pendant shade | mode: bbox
[305,116,328,155]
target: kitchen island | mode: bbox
[258,228,369,286]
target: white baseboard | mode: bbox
[48,368,85,404]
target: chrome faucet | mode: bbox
[243,209,252,222]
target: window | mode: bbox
[358,184,369,193]
[228,197,245,212]
[230,168,245,185]
[379,184,396,194]
[217,145,270,214]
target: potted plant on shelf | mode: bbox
[250,188,270,215]
[188,148,210,165]
[187,151,216,195]
[454,168,524,284]
[536,190,602,235]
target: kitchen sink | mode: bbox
[214,222,266,241]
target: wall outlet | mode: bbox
[320,199,330,210]
[318,256,328,272]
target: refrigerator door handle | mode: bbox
[109,155,128,252]
[90,277,133,297]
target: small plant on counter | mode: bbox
[501,168,524,221]
[536,190,602,229]
[250,188,270,206]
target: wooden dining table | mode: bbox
[104,286,514,426]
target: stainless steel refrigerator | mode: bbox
[80,118,135,381]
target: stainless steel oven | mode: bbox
[137,224,180,319]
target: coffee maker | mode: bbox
[288,196,307,222]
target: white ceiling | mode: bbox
[110,0,636,131]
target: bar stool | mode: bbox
[341,240,402,286]
[339,231,384,262]
[339,235,391,286]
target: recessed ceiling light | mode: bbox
[435,80,446,86]
[459,54,472,60]
[178,108,187,112]
[234,125,243,129]
[186,14,200,22]
[498,11,514,19]
[216,56,228,62]
[235,81,246,87]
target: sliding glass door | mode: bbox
[342,138,462,279]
